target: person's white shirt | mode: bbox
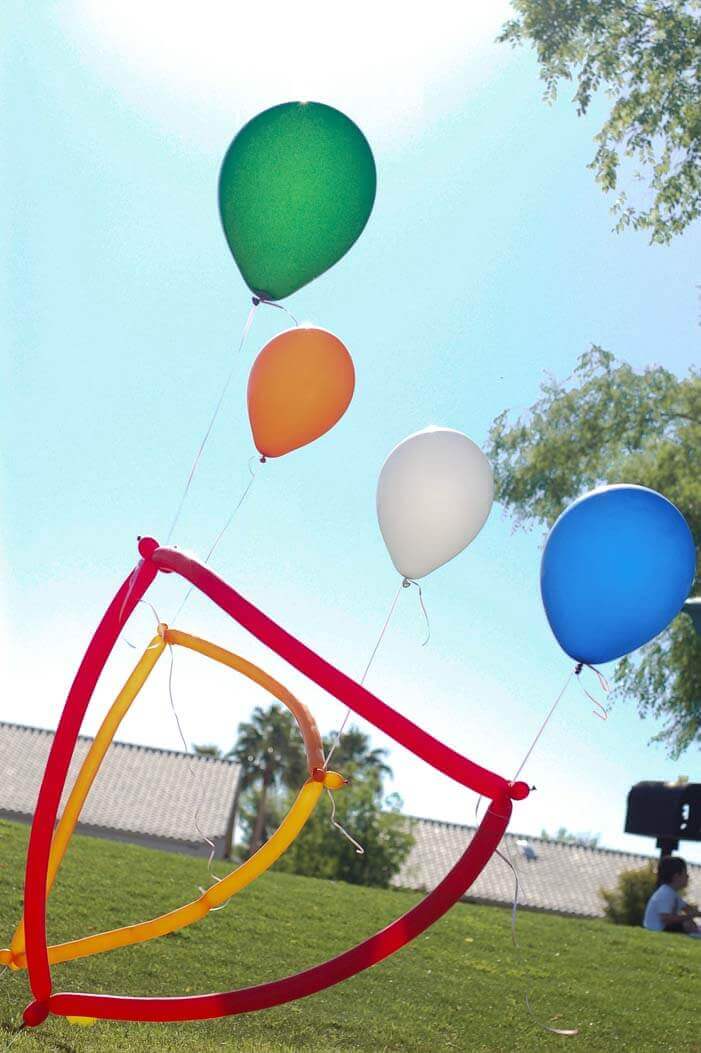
[643,883,687,931]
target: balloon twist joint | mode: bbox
[23,1000,49,1028]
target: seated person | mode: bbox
[643,856,700,935]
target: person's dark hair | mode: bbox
[656,855,687,888]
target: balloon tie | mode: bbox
[495,841,579,1037]
[323,581,404,769]
[165,299,259,546]
[574,662,610,721]
[170,456,259,626]
[166,645,228,898]
[252,295,299,327]
[402,577,431,646]
[326,788,365,855]
[512,669,575,781]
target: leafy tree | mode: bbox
[276,780,414,888]
[601,861,657,924]
[323,726,393,782]
[540,826,600,848]
[227,704,306,855]
[275,725,412,887]
[499,1,701,243]
[192,744,223,758]
[486,346,700,755]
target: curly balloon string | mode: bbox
[495,840,579,1037]
[165,298,260,547]
[401,577,431,646]
[251,295,299,327]
[326,787,365,856]
[170,455,260,627]
[123,599,168,651]
[574,662,610,721]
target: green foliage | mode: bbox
[600,861,657,925]
[1,819,700,1052]
[486,347,701,755]
[540,826,600,848]
[227,704,307,854]
[237,725,411,887]
[192,744,223,758]
[499,1,701,243]
[276,778,414,888]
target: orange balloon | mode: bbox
[247,327,355,457]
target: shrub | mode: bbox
[600,862,657,925]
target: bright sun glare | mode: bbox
[66,0,510,145]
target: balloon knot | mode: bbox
[259,455,267,464]
[508,780,530,801]
[401,577,411,589]
[251,296,261,306]
[137,536,159,560]
[23,1000,49,1027]
[574,662,583,676]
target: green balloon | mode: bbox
[218,102,376,301]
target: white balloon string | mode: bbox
[495,841,579,1037]
[401,577,431,645]
[326,787,365,855]
[254,295,299,327]
[165,299,259,546]
[512,668,575,782]
[170,456,259,627]
[122,599,167,650]
[323,580,404,769]
[117,562,143,635]
[574,662,610,721]
[166,645,229,899]
[1,1025,27,1052]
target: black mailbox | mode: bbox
[625,781,701,843]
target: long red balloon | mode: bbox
[24,557,156,1008]
[23,538,527,1028]
[40,796,511,1023]
[151,544,522,801]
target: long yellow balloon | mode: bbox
[8,636,166,966]
[4,626,344,969]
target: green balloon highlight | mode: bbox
[218,102,376,301]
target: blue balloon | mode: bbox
[541,485,696,665]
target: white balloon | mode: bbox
[376,426,494,580]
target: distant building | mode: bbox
[0,721,240,858]
[2,721,700,918]
[395,815,701,917]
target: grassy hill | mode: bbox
[0,819,698,1052]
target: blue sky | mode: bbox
[2,1,699,864]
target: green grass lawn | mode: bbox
[0,819,698,1053]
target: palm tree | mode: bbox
[192,744,223,758]
[323,726,392,784]
[227,704,306,856]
